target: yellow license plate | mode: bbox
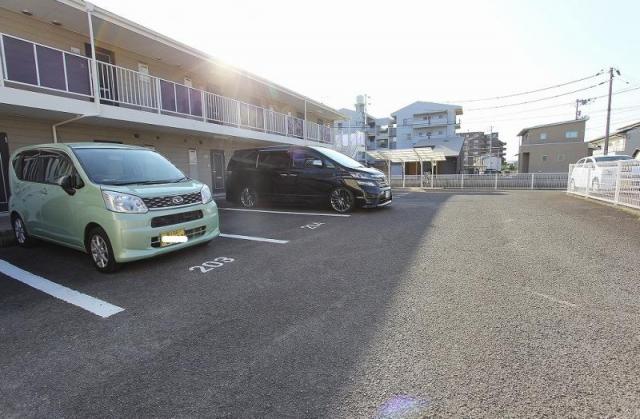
[160,229,187,246]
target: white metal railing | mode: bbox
[390,172,569,189]
[0,33,336,146]
[567,160,640,210]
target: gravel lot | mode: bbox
[1,190,639,417]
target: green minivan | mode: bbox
[9,143,220,272]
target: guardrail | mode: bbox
[0,33,337,146]
[567,160,640,210]
[390,173,568,189]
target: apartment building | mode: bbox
[391,101,463,174]
[0,0,347,211]
[335,96,391,159]
[588,121,640,157]
[460,131,506,173]
[517,118,589,173]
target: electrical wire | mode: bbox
[447,71,605,103]
[466,81,608,111]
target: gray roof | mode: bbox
[391,101,463,116]
[413,137,464,157]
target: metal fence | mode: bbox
[567,160,640,209]
[390,173,568,190]
[0,32,339,147]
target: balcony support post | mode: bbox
[304,100,307,144]
[86,3,101,111]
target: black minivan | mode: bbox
[225,146,391,213]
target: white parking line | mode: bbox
[219,208,350,217]
[219,233,289,244]
[530,290,577,308]
[0,259,124,318]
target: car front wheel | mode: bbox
[12,215,35,247]
[329,187,355,213]
[87,227,120,273]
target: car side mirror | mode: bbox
[57,175,76,195]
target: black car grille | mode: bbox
[151,210,203,228]
[143,192,201,209]
[151,226,207,248]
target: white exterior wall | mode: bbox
[392,103,460,149]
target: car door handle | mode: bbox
[279,173,289,177]
[288,173,298,177]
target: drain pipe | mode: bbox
[52,114,96,143]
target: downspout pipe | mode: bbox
[52,114,96,143]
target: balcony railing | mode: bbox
[0,33,334,145]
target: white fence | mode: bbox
[390,173,568,190]
[567,160,640,210]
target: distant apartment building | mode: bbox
[0,0,348,211]
[588,121,640,157]
[391,102,464,174]
[460,131,506,173]
[517,119,589,173]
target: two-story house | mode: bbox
[587,121,640,158]
[517,118,589,173]
[0,0,346,211]
[391,101,463,174]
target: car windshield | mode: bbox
[594,156,632,162]
[310,146,364,169]
[73,148,186,185]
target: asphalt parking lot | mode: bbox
[1,190,640,417]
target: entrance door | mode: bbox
[86,45,117,104]
[210,150,226,193]
[0,133,10,212]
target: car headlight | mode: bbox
[357,180,378,187]
[201,184,212,204]
[350,172,373,179]
[102,190,148,213]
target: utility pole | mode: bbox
[604,67,620,156]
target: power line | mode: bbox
[447,71,605,103]
[463,105,640,125]
[463,85,640,118]
[466,81,608,111]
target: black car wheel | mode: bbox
[87,227,120,273]
[329,187,355,213]
[12,214,35,247]
[240,186,258,208]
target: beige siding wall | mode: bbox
[0,116,269,189]
[519,142,588,173]
[522,120,586,145]
[0,9,331,124]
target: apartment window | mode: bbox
[403,119,408,126]
[438,130,443,135]
[540,132,547,140]
[565,131,578,139]
[557,153,566,162]
[418,132,424,136]
[406,134,411,140]
[337,122,343,128]
[542,155,548,162]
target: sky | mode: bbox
[93,0,640,159]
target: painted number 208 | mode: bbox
[189,257,235,273]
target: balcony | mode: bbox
[0,33,333,145]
